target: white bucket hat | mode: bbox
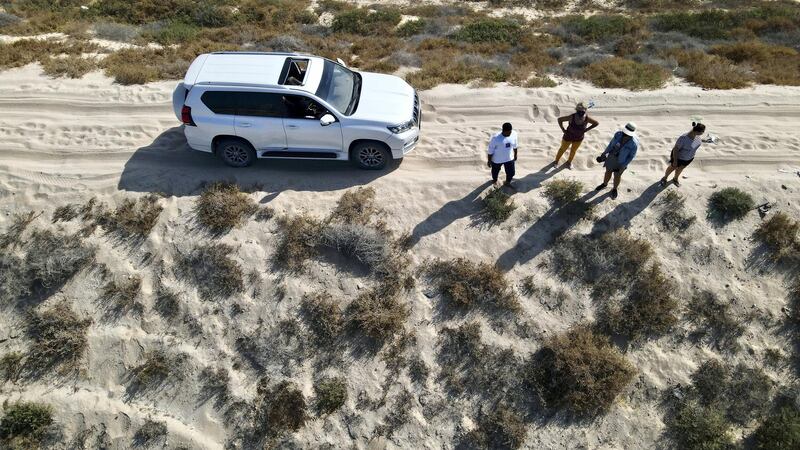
[621,122,637,136]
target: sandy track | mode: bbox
[1,66,800,199]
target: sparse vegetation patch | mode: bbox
[0,402,53,449]
[543,179,583,205]
[314,377,348,415]
[26,301,91,375]
[755,212,800,261]
[195,182,257,233]
[301,291,343,345]
[178,243,244,300]
[426,258,519,312]
[482,187,516,222]
[529,325,635,417]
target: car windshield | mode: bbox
[316,60,360,115]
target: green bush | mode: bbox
[529,325,636,416]
[397,19,426,37]
[673,50,753,89]
[559,15,643,43]
[708,187,754,222]
[0,402,53,448]
[582,57,670,90]
[543,179,583,205]
[426,258,519,312]
[483,187,516,222]
[711,41,800,86]
[331,8,401,35]
[691,359,729,406]
[667,402,732,450]
[314,377,347,414]
[452,18,521,44]
[752,402,800,450]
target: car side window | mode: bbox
[282,94,328,120]
[237,92,284,118]
[201,91,237,115]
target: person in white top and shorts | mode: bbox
[661,122,705,187]
[487,122,519,187]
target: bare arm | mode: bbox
[585,116,599,132]
[557,115,570,132]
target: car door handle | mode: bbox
[239,122,252,128]
[286,125,298,129]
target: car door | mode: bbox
[281,94,344,154]
[233,91,287,155]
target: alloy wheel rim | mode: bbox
[359,147,383,167]
[224,145,248,165]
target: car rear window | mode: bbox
[200,91,284,118]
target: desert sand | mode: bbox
[1,60,799,449]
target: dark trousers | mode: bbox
[491,161,515,182]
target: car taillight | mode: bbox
[181,105,195,126]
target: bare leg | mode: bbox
[612,171,622,190]
[672,166,685,180]
[603,170,612,185]
[663,164,675,179]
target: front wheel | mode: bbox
[351,142,391,170]
[217,138,256,168]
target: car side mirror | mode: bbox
[320,114,336,126]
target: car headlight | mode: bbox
[388,119,414,134]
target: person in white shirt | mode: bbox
[660,122,705,187]
[487,122,519,186]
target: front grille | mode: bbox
[412,91,420,128]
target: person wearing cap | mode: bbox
[595,122,639,200]
[487,122,519,187]
[554,102,599,169]
[660,122,706,187]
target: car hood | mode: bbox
[350,71,415,124]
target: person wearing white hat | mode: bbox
[595,122,639,200]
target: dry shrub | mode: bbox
[426,258,519,312]
[0,211,38,250]
[708,187,754,221]
[466,405,527,449]
[319,223,399,275]
[23,229,95,294]
[134,419,167,446]
[154,283,181,321]
[582,57,670,90]
[711,41,800,85]
[551,230,654,294]
[195,183,257,234]
[0,38,99,70]
[300,291,343,345]
[133,349,185,387]
[600,264,679,340]
[97,194,162,238]
[52,204,79,223]
[755,212,800,261]
[529,325,635,417]
[406,46,511,90]
[0,402,53,449]
[659,190,696,232]
[314,377,347,415]
[752,400,800,450]
[254,380,309,435]
[483,187,517,222]
[100,276,142,315]
[673,50,753,89]
[26,302,91,374]
[92,21,140,42]
[543,179,583,205]
[40,55,97,78]
[349,284,410,340]
[254,206,274,222]
[726,364,774,425]
[687,290,744,348]
[0,352,23,382]
[0,255,26,305]
[438,322,521,398]
[329,187,378,225]
[178,243,244,300]
[274,214,324,271]
[556,14,643,44]
[667,402,732,450]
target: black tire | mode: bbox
[351,141,391,170]
[216,138,256,168]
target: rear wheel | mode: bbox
[351,141,391,170]
[217,138,256,168]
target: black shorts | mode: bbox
[669,155,694,167]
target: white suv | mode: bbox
[172,52,420,170]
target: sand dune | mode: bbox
[1,63,800,448]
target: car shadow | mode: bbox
[117,127,399,196]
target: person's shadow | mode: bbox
[117,127,397,196]
[496,190,611,271]
[408,180,494,247]
[512,162,567,194]
[589,181,665,235]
